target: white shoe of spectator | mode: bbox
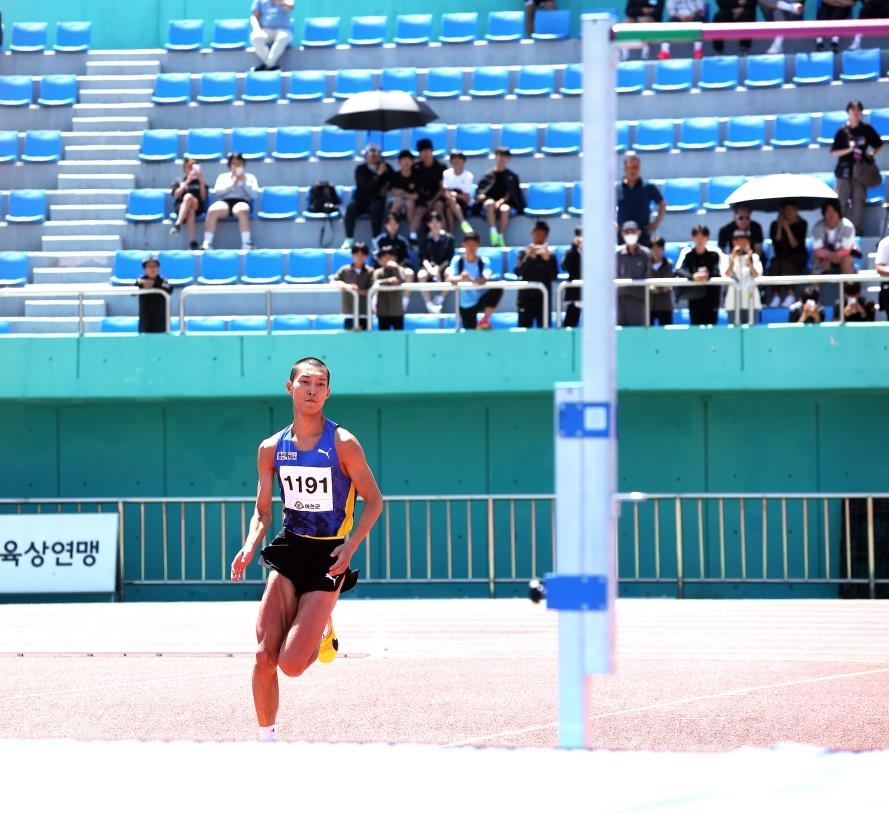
[426,302,442,313]
[766,37,783,55]
[781,294,796,308]
[849,34,862,51]
[768,294,781,308]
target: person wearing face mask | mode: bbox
[615,221,652,327]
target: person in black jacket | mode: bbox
[342,143,391,247]
[674,224,722,325]
[474,147,526,247]
[514,220,559,328]
[561,227,582,328]
[135,257,173,333]
[711,0,756,54]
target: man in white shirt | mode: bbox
[250,0,294,72]
[442,150,475,237]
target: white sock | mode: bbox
[202,232,214,248]
[241,230,252,245]
[258,724,277,742]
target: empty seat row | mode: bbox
[0,74,78,106]
[151,64,580,106]
[1,21,91,53]
[618,50,886,94]
[165,10,571,52]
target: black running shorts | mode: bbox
[260,529,359,596]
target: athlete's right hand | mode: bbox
[230,547,254,582]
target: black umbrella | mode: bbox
[325,90,438,133]
[724,173,839,212]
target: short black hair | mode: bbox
[691,224,710,237]
[351,241,369,256]
[801,285,820,303]
[290,357,330,385]
[822,199,843,217]
[141,257,159,269]
[227,152,246,167]
[397,149,414,160]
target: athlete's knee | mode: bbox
[277,654,309,678]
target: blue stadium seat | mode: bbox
[272,314,313,331]
[152,73,192,105]
[704,175,747,210]
[139,129,179,162]
[0,76,33,107]
[242,70,282,103]
[560,63,582,95]
[724,115,766,149]
[468,66,510,98]
[302,17,341,47]
[485,11,524,42]
[500,123,538,156]
[770,113,814,148]
[37,75,77,106]
[286,70,326,101]
[677,117,720,151]
[348,16,387,46]
[817,111,847,145]
[410,124,448,157]
[839,48,881,82]
[197,251,240,285]
[285,249,329,283]
[55,21,92,53]
[662,178,702,212]
[0,131,18,163]
[228,316,270,332]
[209,19,250,50]
[616,61,645,94]
[317,127,357,159]
[869,108,889,142]
[100,316,139,333]
[184,128,225,160]
[183,317,228,332]
[333,69,375,99]
[515,65,556,97]
[110,250,151,285]
[541,122,582,155]
[196,72,237,104]
[567,182,582,215]
[479,247,506,278]
[10,22,48,52]
[523,182,566,216]
[231,127,269,160]
[331,249,353,273]
[532,9,571,40]
[257,186,301,220]
[271,126,312,159]
[156,250,196,285]
[615,120,629,152]
[126,189,167,223]
[489,311,519,329]
[165,19,204,51]
[631,119,675,152]
[315,314,348,330]
[743,54,785,89]
[242,249,285,284]
[394,14,433,45]
[759,307,790,325]
[792,51,833,85]
[405,313,446,331]
[651,58,694,93]
[22,130,61,162]
[439,12,478,44]
[454,123,492,157]
[366,129,404,157]
[866,173,887,204]
[810,171,837,191]
[0,251,29,285]
[698,56,739,91]
[423,67,464,99]
[381,68,418,95]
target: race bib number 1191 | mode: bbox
[279,465,333,512]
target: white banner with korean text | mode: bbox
[0,514,119,594]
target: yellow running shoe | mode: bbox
[318,617,338,664]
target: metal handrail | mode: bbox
[751,272,885,326]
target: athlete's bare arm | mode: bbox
[230,434,279,581]
[329,427,383,577]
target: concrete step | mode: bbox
[63,131,146,147]
[85,59,160,76]
[31,267,112,285]
[57,174,135,190]
[49,191,129,206]
[78,89,154,105]
[41,234,123,252]
[25,298,107,318]
[44,220,127,236]
[25,250,116,268]
[71,115,149,132]
[58,159,141,173]
[7,318,91,334]
[78,74,161,89]
[63,145,140,162]
[50,204,127,220]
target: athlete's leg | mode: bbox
[253,571,298,726]
[277,588,341,677]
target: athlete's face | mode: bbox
[287,364,330,412]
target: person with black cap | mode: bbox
[135,256,173,333]
[412,138,447,244]
[342,143,392,249]
[615,220,653,327]
[721,228,763,324]
[514,219,559,328]
[475,147,525,247]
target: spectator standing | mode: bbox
[525,0,557,37]
[372,243,407,331]
[418,211,455,313]
[830,100,884,234]
[411,138,447,244]
[648,236,674,326]
[514,219,560,328]
[767,200,809,307]
[717,204,764,259]
[875,233,889,317]
[835,280,876,322]
[788,285,826,324]
[475,147,526,247]
[815,0,856,52]
[758,0,804,54]
[342,143,391,249]
[675,224,723,325]
[135,257,173,333]
[170,157,207,251]
[249,0,294,72]
[387,149,418,229]
[617,154,665,247]
[442,150,475,237]
[615,221,653,327]
[623,0,664,59]
[657,0,706,60]
[721,229,763,324]
[332,241,374,331]
[561,227,583,328]
[202,153,260,251]
[446,231,502,329]
[712,0,756,54]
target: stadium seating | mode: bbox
[302,17,341,48]
[0,76,33,107]
[348,16,387,46]
[184,128,225,161]
[792,52,834,85]
[152,73,192,105]
[485,11,524,42]
[256,187,301,220]
[197,251,240,285]
[242,250,285,284]
[817,111,847,145]
[156,251,196,285]
[37,75,77,106]
[632,119,675,152]
[0,132,18,163]
[230,127,269,160]
[869,108,889,141]
[698,56,739,91]
[468,67,510,98]
[21,130,62,162]
[662,178,702,212]
[196,72,237,104]
[165,19,204,51]
[287,70,326,101]
[703,175,747,210]
[410,124,448,156]
[183,317,227,332]
[272,314,313,331]
[523,182,567,216]
[381,68,419,95]
[366,129,404,157]
[439,12,478,44]
[677,117,720,151]
[271,126,312,159]
[242,70,282,103]
[724,116,766,149]
[616,61,645,94]
[126,190,167,223]
[333,69,375,99]
[559,64,582,96]
[424,67,464,99]
[454,123,493,157]
[100,316,139,333]
[316,127,357,160]
[615,121,629,152]
[500,123,538,156]
[110,251,152,285]
[770,114,814,148]
[9,22,48,52]
[229,316,271,332]
[744,55,785,89]
[541,122,582,155]
[839,49,881,82]
[139,129,179,162]
[209,19,250,50]
[54,22,92,53]
[394,14,434,46]
[532,10,571,40]
[0,252,29,286]
[651,59,694,93]
[567,182,583,215]
[515,66,556,96]
[285,249,328,283]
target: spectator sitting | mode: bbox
[525,0,557,37]
[721,229,763,325]
[387,149,418,231]
[835,280,876,322]
[446,231,502,330]
[815,0,856,52]
[853,0,889,50]
[675,223,723,326]
[418,211,455,313]
[812,199,856,275]
[615,220,653,327]
[648,236,673,326]
[411,138,447,245]
[657,0,706,60]
[332,241,374,331]
[767,200,809,308]
[617,153,665,247]
[135,256,173,334]
[875,232,889,317]
[712,0,756,55]
[249,0,294,71]
[202,152,260,251]
[169,157,207,251]
[474,147,526,248]
[717,204,764,260]
[373,212,413,269]
[442,150,475,238]
[342,143,392,249]
[758,0,803,55]
[788,285,826,324]
[561,227,582,328]
[372,243,407,331]
[514,219,560,328]
[622,0,664,59]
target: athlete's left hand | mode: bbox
[328,539,356,577]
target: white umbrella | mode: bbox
[724,173,839,212]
